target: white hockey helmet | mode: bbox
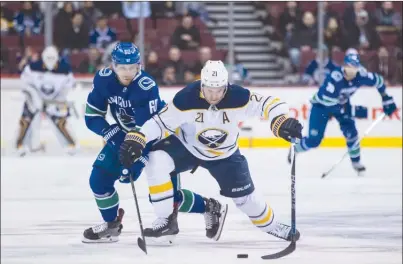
[201,60,228,89]
[42,46,59,70]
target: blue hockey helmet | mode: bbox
[343,53,360,68]
[111,42,141,65]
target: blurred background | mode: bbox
[0,1,402,86]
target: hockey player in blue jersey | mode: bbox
[302,46,338,85]
[289,53,397,175]
[82,43,227,243]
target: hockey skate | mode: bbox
[144,209,179,244]
[204,198,228,241]
[267,222,300,242]
[352,162,366,176]
[82,208,124,243]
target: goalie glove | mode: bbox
[271,115,303,142]
[119,131,146,168]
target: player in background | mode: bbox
[82,43,227,243]
[16,46,77,156]
[119,60,303,242]
[302,45,338,85]
[288,53,397,175]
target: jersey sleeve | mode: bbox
[84,73,110,136]
[140,97,192,143]
[358,70,387,94]
[244,92,289,125]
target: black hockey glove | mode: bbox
[271,115,302,142]
[119,131,146,168]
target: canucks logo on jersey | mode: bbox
[197,128,228,148]
[115,108,136,130]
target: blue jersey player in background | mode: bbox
[289,53,397,175]
[302,46,338,85]
[82,42,227,243]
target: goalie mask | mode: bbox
[42,46,59,71]
[200,60,228,105]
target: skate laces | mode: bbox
[152,218,168,230]
[91,222,108,234]
[204,200,219,230]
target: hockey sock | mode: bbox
[177,189,206,213]
[346,136,360,163]
[94,189,119,222]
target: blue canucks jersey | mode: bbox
[85,68,165,136]
[302,59,338,85]
[311,66,386,107]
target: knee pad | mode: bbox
[233,192,275,230]
[306,131,323,148]
[89,167,116,195]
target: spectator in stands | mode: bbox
[320,1,339,27]
[288,11,318,72]
[1,2,15,35]
[17,46,39,72]
[344,10,381,51]
[375,1,402,28]
[54,2,75,49]
[177,2,215,24]
[184,69,196,84]
[166,46,186,81]
[161,66,178,85]
[343,2,374,31]
[94,2,121,19]
[0,43,8,70]
[146,51,162,82]
[13,1,42,36]
[89,16,117,50]
[80,1,103,30]
[171,15,200,50]
[302,45,337,85]
[122,2,151,18]
[279,1,302,43]
[192,46,212,76]
[65,12,89,53]
[150,2,177,18]
[324,17,343,52]
[77,47,103,74]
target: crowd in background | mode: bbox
[1,1,402,85]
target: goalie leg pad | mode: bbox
[47,115,76,147]
[16,102,40,149]
[233,191,275,232]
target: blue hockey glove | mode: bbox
[341,102,368,119]
[382,94,397,116]
[102,124,126,152]
[119,156,148,183]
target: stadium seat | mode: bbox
[1,35,21,48]
[299,49,316,72]
[379,33,399,47]
[108,18,129,33]
[24,35,45,49]
[69,52,87,71]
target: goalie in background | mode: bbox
[15,46,78,156]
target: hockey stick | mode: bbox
[321,113,386,178]
[262,141,297,260]
[128,171,148,254]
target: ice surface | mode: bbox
[1,148,402,264]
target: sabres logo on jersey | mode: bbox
[116,108,136,130]
[197,128,228,149]
[40,82,56,95]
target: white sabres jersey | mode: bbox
[141,81,289,160]
[21,59,75,102]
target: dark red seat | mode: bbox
[331,50,344,65]
[24,35,45,49]
[108,18,129,33]
[70,52,87,71]
[1,35,21,48]
[299,49,316,72]
[379,33,399,47]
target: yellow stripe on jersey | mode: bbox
[251,207,273,225]
[263,98,281,119]
[206,149,225,156]
[149,181,173,195]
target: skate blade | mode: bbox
[146,235,177,245]
[212,204,229,241]
[81,236,119,243]
[357,171,366,177]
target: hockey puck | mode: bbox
[237,254,248,259]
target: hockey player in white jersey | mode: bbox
[119,60,303,241]
[16,46,77,156]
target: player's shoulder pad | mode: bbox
[28,60,44,72]
[93,67,115,91]
[173,80,208,111]
[217,83,250,109]
[328,66,344,83]
[54,58,72,74]
[135,70,158,91]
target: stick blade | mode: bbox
[261,241,296,260]
[137,237,147,254]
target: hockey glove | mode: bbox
[382,94,397,116]
[102,124,126,153]
[342,103,368,119]
[119,131,146,168]
[119,156,148,183]
[271,115,302,142]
